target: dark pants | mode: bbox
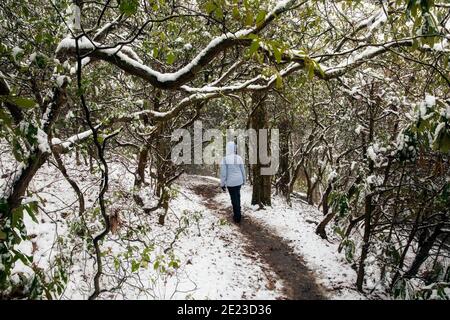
[227,185,241,223]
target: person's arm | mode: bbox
[220,159,227,189]
[240,162,246,185]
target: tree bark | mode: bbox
[304,166,315,205]
[2,86,67,218]
[133,146,149,206]
[356,192,373,291]
[277,118,291,200]
[356,101,375,292]
[250,91,271,207]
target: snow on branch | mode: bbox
[175,34,446,94]
[335,6,389,53]
[208,60,244,87]
[50,92,214,153]
[51,125,101,153]
[181,76,264,93]
[56,31,253,89]
[322,40,414,78]
[93,15,122,41]
[55,0,298,89]
[354,6,388,33]
[435,3,450,8]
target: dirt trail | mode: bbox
[189,177,325,300]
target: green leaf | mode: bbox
[0,108,13,127]
[114,257,120,271]
[273,46,282,63]
[232,6,240,20]
[0,230,6,240]
[131,260,140,272]
[26,124,38,145]
[5,96,36,109]
[167,52,175,65]
[245,11,254,26]
[152,47,159,58]
[314,61,325,78]
[97,135,104,144]
[248,39,260,57]
[307,63,315,80]
[411,39,419,51]
[410,0,419,19]
[215,6,224,19]
[34,54,47,69]
[119,0,139,16]
[334,226,345,238]
[255,10,267,26]
[12,207,24,229]
[275,73,283,89]
[245,33,259,40]
[24,202,39,223]
[12,138,23,162]
[12,249,32,265]
[205,1,217,14]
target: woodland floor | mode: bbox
[4,148,371,299]
[189,177,325,300]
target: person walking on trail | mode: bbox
[220,141,246,224]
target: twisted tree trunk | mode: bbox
[2,86,67,218]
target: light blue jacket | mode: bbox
[220,142,246,187]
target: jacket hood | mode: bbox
[226,141,236,155]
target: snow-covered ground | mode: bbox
[7,155,285,299]
[3,150,381,299]
[215,184,375,300]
